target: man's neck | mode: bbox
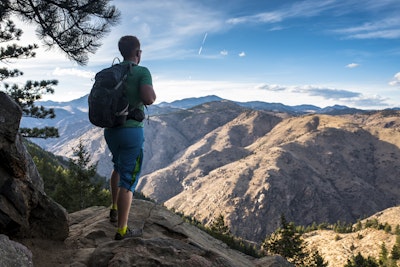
[124,57,139,64]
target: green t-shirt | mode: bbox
[120,61,153,128]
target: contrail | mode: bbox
[202,32,208,44]
[198,32,208,55]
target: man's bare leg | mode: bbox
[109,170,119,223]
[110,170,119,208]
[117,188,133,229]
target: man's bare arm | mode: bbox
[140,84,156,105]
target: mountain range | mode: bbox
[21,95,400,246]
[20,95,361,176]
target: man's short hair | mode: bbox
[118,36,140,59]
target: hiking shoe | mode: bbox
[109,209,117,223]
[114,228,143,240]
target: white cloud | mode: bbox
[269,26,284,31]
[53,67,95,78]
[389,72,400,86]
[257,83,389,108]
[256,84,286,91]
[342,94,389,108]
[220,50,228,56]
[238,51,246,57]
[346,63,359,68]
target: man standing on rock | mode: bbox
[104,35,156,240]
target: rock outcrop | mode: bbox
[0,92,69,240]
[16,199,292,267]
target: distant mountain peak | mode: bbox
[158,95,223,109]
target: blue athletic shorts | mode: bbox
[104,127,144,192]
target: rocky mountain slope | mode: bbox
[24,97,400,246]
[20,95,381,178]
[143,109,400,243]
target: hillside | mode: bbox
[303,206,400,267]
[144,110,400,243]
[22,97,400,245]
[40,99,262,178]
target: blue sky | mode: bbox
[8,0,400,109]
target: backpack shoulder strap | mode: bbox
[112,57,121,66]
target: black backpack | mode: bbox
[88,62,132,128]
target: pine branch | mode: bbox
[9,0,120,65]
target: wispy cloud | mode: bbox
[226,0,335,25]
[304,87,361,99]
[225,0,400,41]
[238,52,246,57]
[259,84,361,99]
[334,17,400,39]
[227,12,282,25]
[258,83,388,107]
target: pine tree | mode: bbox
[70,141,108,211]
[344,252,379,267]
[26,139,110,212]
[1,0,120,65]
[391,244,400,260]
[395,225,400,235]
[379,242,389,265]
[305,250,328,267]
[1,0,120,138]
[386,236,399,267]
[53,141,109,212]
[210,214,231,236]
[384,223,392,233]
[0,18,59,138]
[262,215,307,266]
[354,220,363,231]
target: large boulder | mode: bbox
[0,92,69,240]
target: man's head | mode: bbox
[118,35,141,62]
